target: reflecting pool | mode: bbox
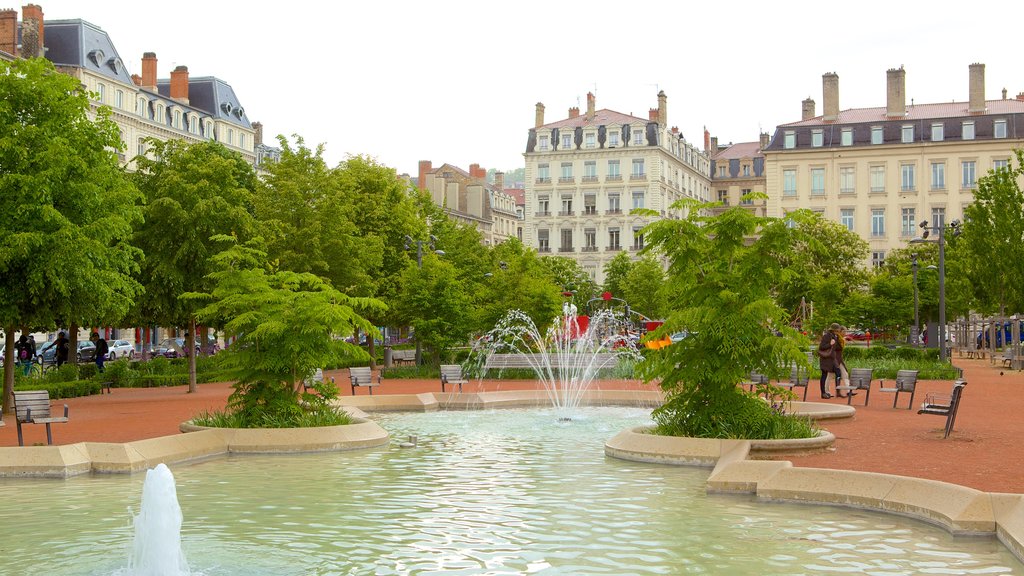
[1,407,1020,575]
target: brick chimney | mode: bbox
[802,97,816,121]
[822,72,839,121]
[969,63,986,114]
[20,4,43,59]
[568,106,580,119]
[0,9,17,57]
[710,136,719,153]
[252,121,263,146]
[535,103,545,128]
[417,160,432,189]
[886,66,906,118]
[704,127,710,152]
[760,132,770,150]
[469,163,486,179]
[131,74,142,86]
[657,90,667,126]
[142,52,158,90]
[1017,92,1024,102]
[495,171,505,190]
[586,92,595,121]
[648,108,658,121]
[169,65,189,104]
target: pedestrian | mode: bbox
[54,331,70,368]
[92,332,109,373]
[835,326,854,398]
[817,323,842,399]
[14,334,36,376]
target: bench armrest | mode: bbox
[64,404,69,419]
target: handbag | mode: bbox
[818,346,833,358]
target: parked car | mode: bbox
[149,337,204,359]
[106,339,134,361]
[75,340,97,363]
[35,339,95,364]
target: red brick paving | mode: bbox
[1,358,1020,494]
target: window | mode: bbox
[872,251,886,268]
[115,90,123,109]
[607,193,620,214]
[718,189,729,205]
[136,97,146,116]
[840,209,854,231]
[961,160,976,189]
[870,165,885,193]
[560,162,573,182]
[584,229,596,251]
[537,164,550,183]
[742,164,750,177]
[584,194,596,214]
[740,189,753,205]
[784,131,796,149]
[96,83,106,102]
[871,209,885,237]
[962,121,975,140]
[538,135,550,151]
[994,119,1007,139]
[931,162,945,190]
[871,126,884,144]
[560,195,573,215]
[174,110,182,129]
[631,159,645,178]
[901,207,916,237]
[156,104,164,123]
[189,116,198,134]
[561,134,572,150]
[583,161,596,180]
[137,138,146,157]
[812,130,823,147]
[608,227,621,250]
[632,226,644,250]
[841,128,853,146]
[609,131,619,147]
[900,163,915,191]
[994,159,1009,172]
[932,207,946,229]
[810,168,825,195]
[631,190,645,210]
[536,195,549,216]
[607,160,620,179]
[783,169,797,196]
[901,125,914,143]
[227,129,234,145]
[718,165,726,177]
[538,229,550,252]
[839,167,855,194]
[632,131,644,145]
[585,133,595,148]
[560,229,573,252]
[931,123,944,141]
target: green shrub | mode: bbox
[653,389,818,440]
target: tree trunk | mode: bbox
[188,316,198,393]
[69,322,79,374]
[2,327,15,417]
[367,333,377,370]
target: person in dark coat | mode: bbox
[54,331,70,367]
[817,323,842,399]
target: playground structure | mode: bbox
[951,316,1023,369]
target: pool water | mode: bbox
[1,407,1019,575]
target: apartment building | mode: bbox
[764,64,1024,268]
[708,132,769,217]
[523,91,711,284]
[417,161,519,246]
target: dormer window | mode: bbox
[87,49,105,66]
[156,104,164,123]
[220,102,233,115]
[136,97,146,117]
[173,110,182,129]
[106,57,123,74]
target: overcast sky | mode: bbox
[35,0,1024,178]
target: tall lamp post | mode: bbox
[911,253,919,347]
[404,235,444,365]
[910,219,962,362]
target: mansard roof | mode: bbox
[44,19,133,85]
[540,109,648,129]
[158,76,251,128]
[711,141,763,160]
[782,99,1024,128]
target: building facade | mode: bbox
[523,91,711,284]
[764,64,1024,268]
[708,132,769,217]
[417,161,519,246]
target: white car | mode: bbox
[106,339,135,361]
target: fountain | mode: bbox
[123,463,190,576]
[469,307,643,415]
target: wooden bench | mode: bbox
[303,369,335,393]
[918,380,966,438]
[877,370,919,409]
[390,349,416,366]
[13,390,69,446]
[440,364,468,393]
[483,352,619,371]
[996,349,1016,368]
[836,367,875,405]
[100,381,112,394]
[348,367,380,395]
[776,365,809,401]
[745,371,770,392]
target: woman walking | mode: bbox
[817,323,842,399]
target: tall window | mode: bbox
[839,167,855,194]
[609,132,619,147]
[994,159,1009,172]
[931,123,944,141]
[931,162,945,190]
[871,126,884,144]
[994,119,1007,139]
[584,194,596,214]
[536,195,549,216]
[931,207,946,230]
[561,134,572,149]
[633,131,644,145]
[740,189,753,205]
[560,229,573,252]
[607,193,620,214]
[631,190,645,209]
[607,160,620,179]
[742,164,750,176]
[136,97,146,117]
[174,110,182,129]
[900,164,915,191]
[962,121,975,140]
[811,130,823,147]
[901,125,914,143]
[539,135,549,151]
[870,165,885,193]
[632,226,644,250]
[227,128,234,145]
[783,169,797,196]
[96,83,106,102]
[784,131,796,149]
[608,228,621,250]
[718,189,729,205]
[583,161,596,180]
[810,168,825,195]
[538,229,550,252]
[961,160,976,188]
[560,162,573,182]
[718,165,726,177]
[560,195,573,215]
[585,133,595,148]
[115,90,123,109]
[537,164,550,183]
[871,208,885,237]
[631,159,645,177]
[840,208,854,232]
[872,251,886,268]
[584,229,596,250]
[901,207,916,237]
[841,127,853,146]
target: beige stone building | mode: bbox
[523,91,711,284]
[417,161,519,246]
[708,132,770,217]
[764,64,1024,268]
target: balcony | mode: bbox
[583,207,597,215]
[606,245,622,252]
[631,245,644,251]
[581,246,598,252]
[558,247,575,253]
[606,174,622,181]
[606,209,622,215]
[630,172,646,181]
[538,246,551,253]
[581,175,598,183]
[558,211,574,217]
[558,177,575,184]
[535,211,551,217]
[535,177,551,184]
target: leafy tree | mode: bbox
[133,139,257,392]
[0,58,142,413]
[619,255,668,320]
[958,150,1024,315]
[396,255,473,363]
[601,251,634,299]
[475,239,563,333]
[639,202,815,440]
[538,255,599,313]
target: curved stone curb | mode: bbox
[179,418,389,453]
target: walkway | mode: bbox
[1,358,1020,493]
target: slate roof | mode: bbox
[44,19,134,85]
[541,109,648,129]
[158,76,251,128]
[711,141,763,160]
[506,189,525,206]
[782,99,1024,127]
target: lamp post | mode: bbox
[404,235,444,366]
[911,253,919,347]
[910,219,962,362]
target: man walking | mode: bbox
[92,332,109,373]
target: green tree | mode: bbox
[475,239,563,333]
[639,202,815,440]
[396,255,473,363]
[538,255,599,313]
[133,139,257,392]
[601,251,634,299]
[620,255,668,320]
[0,58,142,414]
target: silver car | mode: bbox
[106,339,135,361]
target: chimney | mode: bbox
[822,72,839,121]
[169,65,190,104]
[1002,88,1008,100]
[760,132,770,150]
[969,63,986,114]
[704,127,710,152]
[20,4,43,58]
[252,121,264,146]
[648,108,658,121]
[535,102,545,128]
[886,66,906,118]
[710,136,719,153]
[131,74,142,86]
[801,98,816,120]
[657,90,667,126]
[671,126,679,135]
[142,52,158,89]
[495,171,505,190]
[0,9,17,57]
[469,163,486,179]
[418,160,432,189]
[1017,92,1024,102]
[568,106,580,119]
[586,92,595,121]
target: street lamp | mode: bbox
[404,235,444,365]
[911,253,919,347]
[910,219,962,362]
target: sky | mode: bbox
[31,0,1024,179]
